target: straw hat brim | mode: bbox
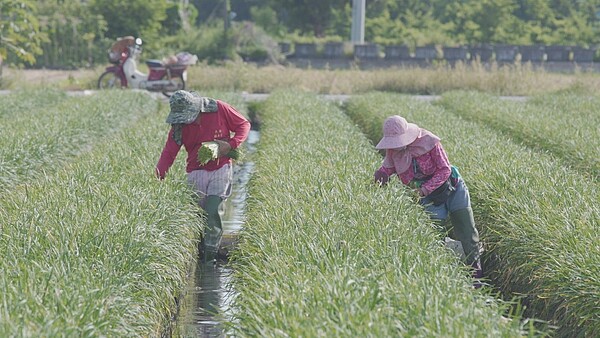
[375,123,420,149]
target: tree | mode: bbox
[192,0,260,24]
[441,0,519,44]
[163,1,199,35]
[88,0,168,41]
[0,0,46,65]
[267,0,347,37]
[36,0,108,68]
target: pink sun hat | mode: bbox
[375,115,421,149]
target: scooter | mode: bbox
[97,37,197,97]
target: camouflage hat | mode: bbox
[165,90,218,124]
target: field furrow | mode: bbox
[229,90,531,337]
[436,91,599,180]
[345,92,599,337]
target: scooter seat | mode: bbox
[145,59,163,68]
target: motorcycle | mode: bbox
[97,37,197,97]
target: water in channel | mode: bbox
[173,129,259,338]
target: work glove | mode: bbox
[374,168,389,186]
[213,139,232,157]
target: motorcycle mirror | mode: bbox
[135,38,143,45]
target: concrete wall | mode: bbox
[278,43,599,72]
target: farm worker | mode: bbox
[155,90,250,260]
[373,115,483,286]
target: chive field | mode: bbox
[0,91,201,336]
[1,88,596,336]
[0,90,158,191]
[345,92,599,337]
[436,91,600,180]
[228,91,532,337]
[0,88,68,119]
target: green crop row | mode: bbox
[344,92,599,337]
[0,88,68,119]
[0,97,202,336]
[436,91,600,180]
[0,90,159,191]
[228,91,532,337]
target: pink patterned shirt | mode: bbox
[379,143,451,195]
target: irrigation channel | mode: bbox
[172,128,259,337]
[165,93,529,337]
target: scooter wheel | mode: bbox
[97,71,122,89]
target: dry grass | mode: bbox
[186,61,600,96]
[3,61,600,96]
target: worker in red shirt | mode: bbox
[156,90,250,260]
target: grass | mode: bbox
[228,90,536,337]
[344,92,599,337]
[0,92,202,336]
[4,61,600,96]
[437,91,600,180]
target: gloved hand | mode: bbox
[213,139,232,157]
[374,168,389,186]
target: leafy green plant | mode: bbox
[437,91,599,180]
[197,141,220,165]
[0,102,201,336]
[345,92,599,336]
[228,90,533,337]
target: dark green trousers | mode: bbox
[201,195,223,261]
[449,207,480,265]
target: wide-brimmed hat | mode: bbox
[165,90,218,124]
[375,115,420,149]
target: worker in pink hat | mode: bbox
[374,115,483,287]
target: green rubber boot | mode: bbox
[431,218,448,235]
[449,207,480,266]
[201,195,223,262]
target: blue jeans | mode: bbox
[420,178,481,264]
[419,178,470,221]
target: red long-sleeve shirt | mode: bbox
[156,100,250,179]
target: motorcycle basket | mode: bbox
[107,51,121,64]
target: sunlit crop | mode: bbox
[228,90,532,337]
[345,92,599,337]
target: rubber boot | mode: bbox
[449,207,480,265]
[202,195,223,263]
[450,207,483,287]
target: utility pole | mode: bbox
[351,0,365,44]
[224,0,231,32]
[222,0,231,59]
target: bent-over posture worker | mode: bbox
[156,90,250,260]
[373,115,483,286]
